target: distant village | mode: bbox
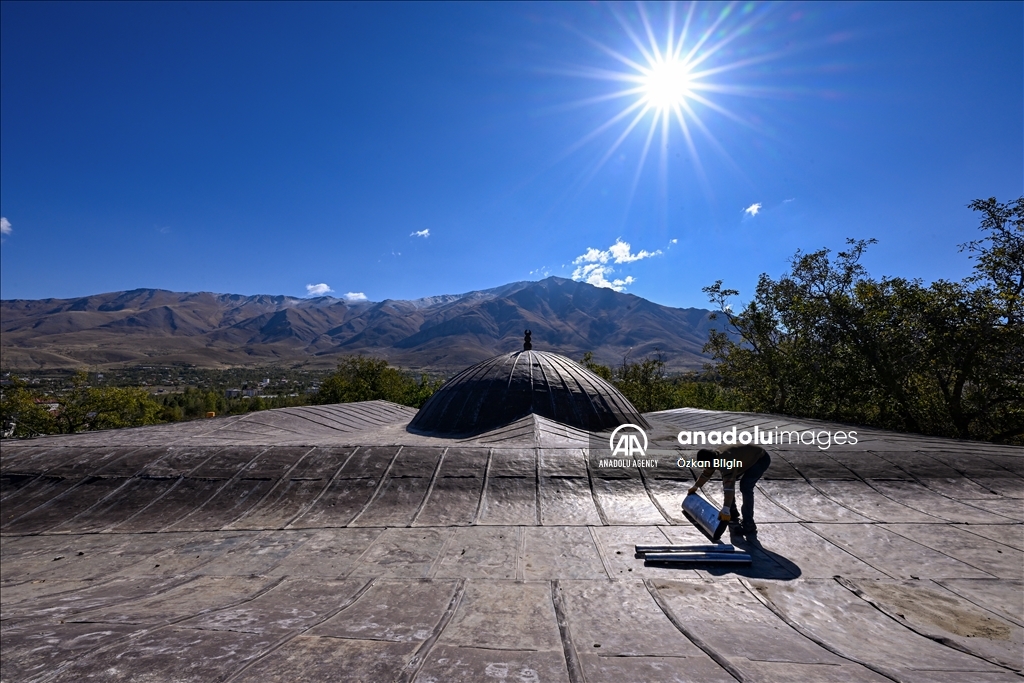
[1,366,331,397]
[223,377,319,400]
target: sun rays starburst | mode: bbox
[557,1,777,208]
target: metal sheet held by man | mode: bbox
[634,544,737,555]
[643,552,751,565]
[634,543,751,566]
[682,491,728,542]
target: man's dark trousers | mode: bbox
[729,453,771,531]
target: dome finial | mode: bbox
[523,329,532,351]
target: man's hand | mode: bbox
[718,508,731,522]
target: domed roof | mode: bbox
[408,348,650,437]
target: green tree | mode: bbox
[580,352,613,381]
[50,372,163,433]
[0,377,58,437]
[579,351,740,413]
[669,372,745,412]
[614,352,674,413]
[962,196,1024,325]
[1,372,163,436]
[702,196,1023,443]
[160,387,226,419]
[313,356,442,408]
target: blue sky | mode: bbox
[1,1,1020,309]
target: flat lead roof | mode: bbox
[2,405,1021,682]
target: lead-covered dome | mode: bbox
[408,349,650,437]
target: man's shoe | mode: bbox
[728,522,744,535]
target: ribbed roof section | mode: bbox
[408,350,650,437]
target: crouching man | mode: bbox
[687,444,771,537]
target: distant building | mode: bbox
[225,388,242,399]
[33,398,60,413]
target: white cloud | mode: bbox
[744,202,762,217]
[410,229,430,238]
[344,292,368,302]
[610,240,660,263]
[670,238,678,244]
[571,263,635,292]
[574,247,609,265]
[572,238,662,266]
[305,283,333,296]
[0,217,11,236]
[570,239,660,292]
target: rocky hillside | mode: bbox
[0,277,722,371]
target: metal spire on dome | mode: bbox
[523,329,532,351]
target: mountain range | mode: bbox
[0,277,723,372]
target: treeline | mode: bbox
[702,197,1022,444]
[3,197,1018,444]
[310,356,442,408]
[158,389,310,422]
[6,365,332,392]
[1,372,163,437]
[1,359,442,438]
[580,352,742,413]
[157,357,443,419]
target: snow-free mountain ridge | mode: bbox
[1,277,721,371]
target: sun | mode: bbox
[555,2,776,202]
[641,59,692,112]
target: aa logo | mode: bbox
[609,424,648,457]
